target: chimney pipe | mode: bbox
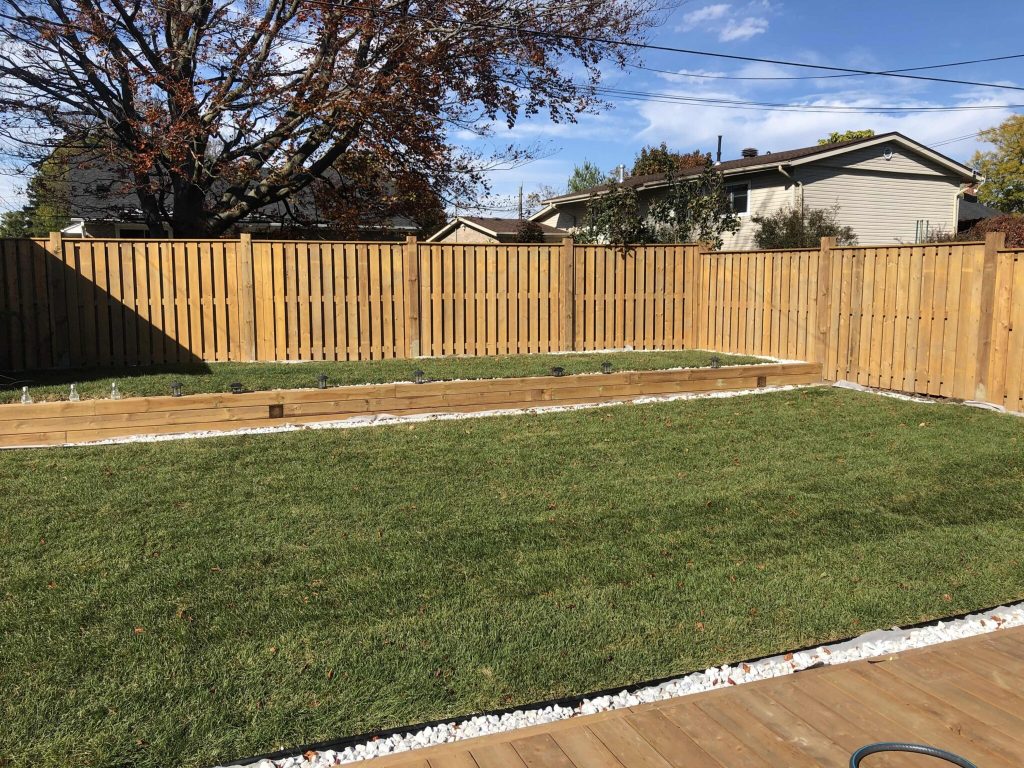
[716,135,722,164]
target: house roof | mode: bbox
[534,132,978,212]
[426,216,567,242]
[958,197,1002,222]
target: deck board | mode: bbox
[369,627,1024,768]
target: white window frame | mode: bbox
[725,181,750,216]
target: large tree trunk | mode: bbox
[170,182,214,238]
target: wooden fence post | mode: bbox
[236,233,257,361]
[815,236,836,373]
[974,230,1006,401]
[403,235,420,357]
[688,243,708,349]
[559,236,574,352]
[45,231,71,368]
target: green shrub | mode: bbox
[753,205,857,249]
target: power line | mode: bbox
[627,52,1024,83]
[297,0,1024,93]
[583,84,1024,114]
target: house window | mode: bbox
[725,182,749,214]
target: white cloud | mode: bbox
[719,16,769,41]
[678,3,731,30]
[631,86,1011,165]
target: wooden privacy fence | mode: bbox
[695,232,1024,413]
[3,231,1024,412]
[0,235,699,371]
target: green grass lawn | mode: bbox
[0,349,763,404]
[2,387,1023,768]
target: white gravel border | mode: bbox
[37,382,817,449]
[227,601,1024,768]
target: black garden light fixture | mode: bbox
[170,381,183,397]
[710,355,721,369]
[601,360,613,374]
[413,369,426,384]
[551,366,566,377]
[230,381,244,395]
[317,373,329,389]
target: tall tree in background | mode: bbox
[817,130,875,145]
[631,143,707,176]
[567,161,607,194]
[972,115,1024,214]
[0,148,71,237]
[0,0,654,237]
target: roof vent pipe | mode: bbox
[716,135,722,164]
[741,147,758,158]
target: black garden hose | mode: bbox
[851,743,978,768]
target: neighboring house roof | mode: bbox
[426,216,567,242]
[958,197,1002,223]
[531,132,978,218]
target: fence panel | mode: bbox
[699,248,820,359]
[415,242,562,358]
[987,248,1024,412]
[572,244,694,351]
[824,242,987,399]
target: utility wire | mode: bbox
[297,0,1024,92]
[626,52,1024,82]
[577,84,1024,113]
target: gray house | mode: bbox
[530,132,979,249]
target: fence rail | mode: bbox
[2,232,1023,412]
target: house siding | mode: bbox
[720,171,795,250]
[433,223,501,243]
[807,140,952,177]
[797,167,960,245]
[534,204,587,230]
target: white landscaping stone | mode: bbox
[217,601,1024,768]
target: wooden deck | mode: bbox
[369,627,1024,768]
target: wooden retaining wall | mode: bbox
[0,362,822,448]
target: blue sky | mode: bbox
[469,0,1024,213]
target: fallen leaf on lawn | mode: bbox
[943,593,953,602]
[133,626,145,635]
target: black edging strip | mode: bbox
[216,600,1018,767]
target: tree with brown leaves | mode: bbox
[0,0,654,236]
